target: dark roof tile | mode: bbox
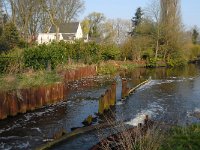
[50,22,79,33]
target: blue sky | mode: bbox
[80,0,200,29]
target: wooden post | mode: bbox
[110,82,116,106]
[104,90,110,110]
[98,95,104,114]
[122,79,128,99]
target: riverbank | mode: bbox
[0,59,145,120]
[0,65,96,120]
[1,64,200,149]
[89,121,200,150]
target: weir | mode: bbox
[1,64,199,150]
[36,77,150,150]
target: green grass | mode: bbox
[0,70,62,91]
[119,63,136,71]
[97,63,118,75]
[160,124,200,150]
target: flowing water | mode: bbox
[1,64,200,150]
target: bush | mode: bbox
[146,58,158,68]
[167,58,186,67]
[24,42,68,70]
[98,63,118,75]
[0,48,23,73]
[101,44,120,61]
[189,45,200,61]
[24,41,121,70]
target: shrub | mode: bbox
[98,63,118,75]
[0,48,23,73]
[24,42,68,70]
[101,44,121,61]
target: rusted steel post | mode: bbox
[49,85,53,104]
[82,67,86,77]
[42,87,47,105]
[29,88,36,111]
[18,89,27,113]
[38,86,45,106]
[58,83,61,101]
[7,92,19,116]
[58,83,64,101]
[64,72,69,82]
[71,70,75,81]
[45,86,51,105]
[35,87,42,108]
[0,92,8,119]
[75,70,79,80]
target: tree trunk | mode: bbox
[155,39,159,59]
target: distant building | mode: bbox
[37,22,84,44]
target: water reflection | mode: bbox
[1,65,200,150]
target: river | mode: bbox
[1,64,200,150]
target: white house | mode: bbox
[37,22,83,44]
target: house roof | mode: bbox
[62,33,75,40]
[50,22,79,33]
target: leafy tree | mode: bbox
[81,19,90,35]
[192,27,199,44]
[160,0,183,62]
[130,7,143,36]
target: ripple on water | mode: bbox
[116,101,124,106]
[125,101,164,126]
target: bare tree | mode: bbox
[145,0,162,59]
[58,0,84,23]
[5,0,84,41]
[112,18,132,44]
[42,0,84,40]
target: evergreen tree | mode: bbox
[192,27,199,44]
[0,22,20,51]
[130,7,143,36]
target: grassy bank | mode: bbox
[0,70,62,91]
[160,124,200,150]
[96,122,200,150]
[97,60,146,75]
